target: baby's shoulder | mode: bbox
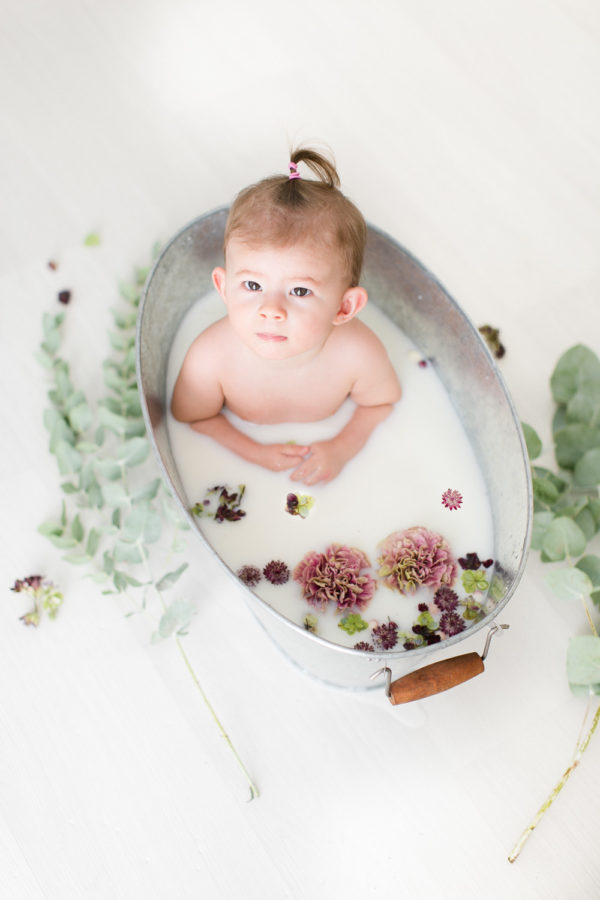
[333,318,385,357]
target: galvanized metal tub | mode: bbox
[136,208,532,699]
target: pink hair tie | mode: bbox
[288,162,301,180]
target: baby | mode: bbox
[171,147,402,485]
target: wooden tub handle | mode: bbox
[389,652,485,705]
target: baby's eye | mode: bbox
[243,280,262,292]
[290,287,312,297]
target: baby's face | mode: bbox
[212,238,353,362]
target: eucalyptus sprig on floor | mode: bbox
[509,344,600,862]
[36,252,258,800]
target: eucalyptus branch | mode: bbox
[512,345,600,860]
[36,247,257,800]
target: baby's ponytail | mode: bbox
[289,147,340,189]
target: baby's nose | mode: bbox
[258,296,287,320]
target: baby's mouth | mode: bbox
[256,332,287,342]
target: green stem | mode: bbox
[508,699,600,863]
[175,635,259,801]
[137,543,258,801]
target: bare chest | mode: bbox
[220,356,354,424]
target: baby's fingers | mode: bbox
[281,444,310,457]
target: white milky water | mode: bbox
[166,291,494,650]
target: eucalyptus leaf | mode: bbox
[143,511,162,544]
[155,563,189,591]
[532,475,560,507]
[113,541,143,564]
[574,506,598,541]
[55,440,83,475]
[60,482,78,494]
[575,555,600,589]
[117,437,149,467]
[121,504,150,542]
[566,635,600,695]
[63,552,91,565]
[545,567,593,601]
[113,571,129,591]
[550,345,600,405]
[522,423,542,460]
[155,596,198,640]
[38,520,64,537]
[68,402,93,434]
[95,458,122,481]
[71,515,84,543]
[101,483,130,508]
[542,516,586,561]
[47,534,78,549]
[554,424,600,469]
[552,405,568,435]
[530,511,555,551]
[131,478,161,504]
[574,447,600,487]
[86,528,101,557]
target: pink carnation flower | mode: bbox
[377,526,458,594]
[293,544,377,612]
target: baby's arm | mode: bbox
[171,326,310,472]
[290,330,401,485]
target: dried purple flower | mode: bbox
[293,544,376,612]
[442,488,463,510]
[237,565,261,587]
[458,552,482,570]
[354,641,375,652]
[11,575,44,592]
[263,560,290,585]
[48,260,58,271]
[58,290,71,305]
[403,640,418,650]
[10,575,63,626]
[439,610,466,637]
[372,620,399,650]
[433,586,459,612]
[418,602,429,612]
[482,558,494,568]
[377,526,457,594]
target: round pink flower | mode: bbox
[293,544,377,612]
[377,526,458,594]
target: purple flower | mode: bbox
[293,544,376,612]
[377,526,458,594]
[354,641,375,652]
[11,575,44,592]
[439,610,466,637]
[263,560,290,585]
[458,552,482,570]
[442,488,463,511]
[372,620,399,650]
[433,586,459,612]
[237,565,261,587]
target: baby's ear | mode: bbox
[333,287,368,325]
[212,267,227,302]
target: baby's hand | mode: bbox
[257,443,311,472]
[289,440,347,485]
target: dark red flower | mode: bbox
[433,586,459,611]
[354,641,375,652]
[440,610,466,637]
[372,620,399,650]
[237,565,261,587]
[263,560,290,585]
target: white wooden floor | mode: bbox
[2,1,599,897]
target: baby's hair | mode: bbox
[224,147,367,287]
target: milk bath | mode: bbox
[166,292,495,651]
